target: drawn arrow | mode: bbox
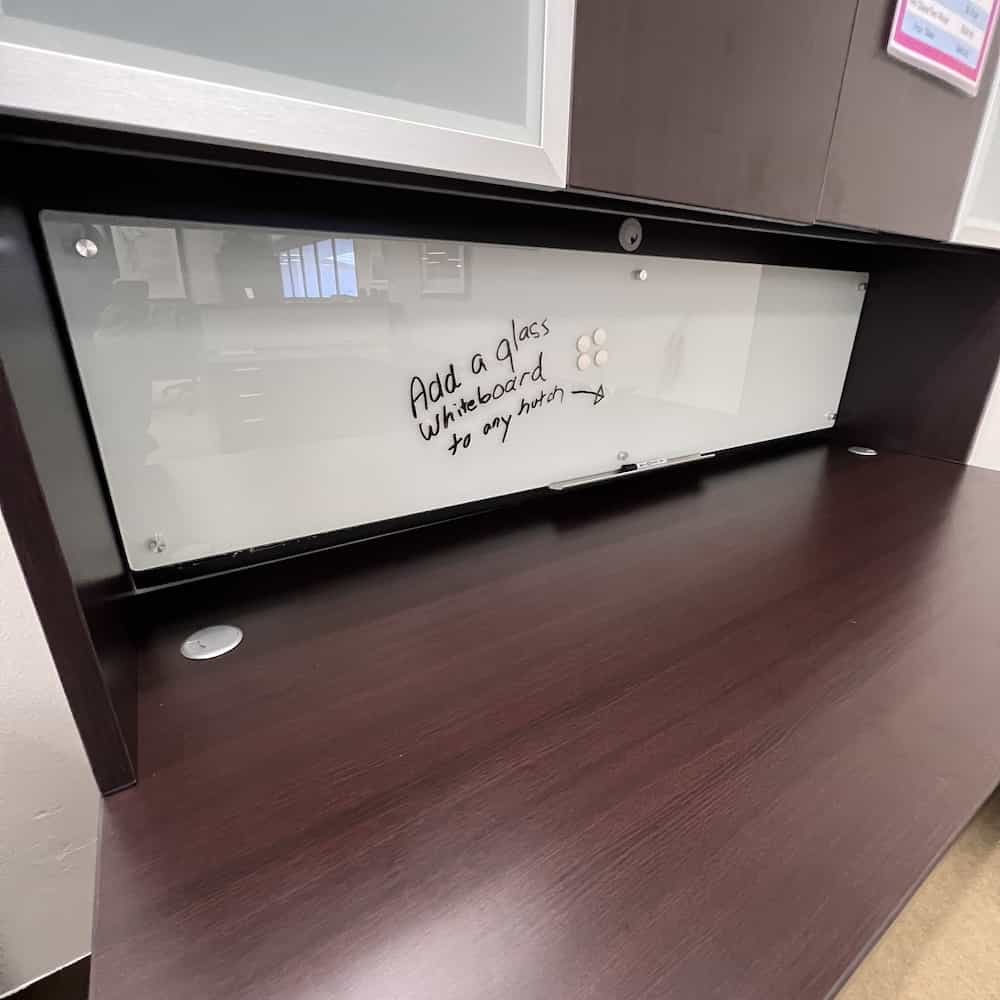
[571,384,606,405]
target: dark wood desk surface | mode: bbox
[91,446,1000,1000]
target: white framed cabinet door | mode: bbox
[954,53,1000,247]
[0,0,573,188]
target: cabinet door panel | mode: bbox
[568,1,859,223]
[0,0,574,187]
[820,0,997,240]
[953,67,1000,247]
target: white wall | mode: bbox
[969,366,1000,470]
[0,509,98,996]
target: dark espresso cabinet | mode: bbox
[10,68,1000,1000]
[568,0,860,222]
[568,0,999,240]
[819,0,998,240]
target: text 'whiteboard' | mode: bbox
[41,213,868,571]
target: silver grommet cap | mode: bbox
[181,625,244,660]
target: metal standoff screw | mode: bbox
[617,450,629,461]
[74,237,99,258]
[633,268,648,281]
[146,533,167,554]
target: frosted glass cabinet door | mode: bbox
[0,0,573,187]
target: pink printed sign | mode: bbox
[888,0,1000,95]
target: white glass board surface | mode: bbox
[41,214,868,571]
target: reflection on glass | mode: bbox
[279,252,293,299]
[278,237,358,299]
[111,226,187,298]
[420,243,465,295]
[289,248,306,297]
[302,243,320,298]
[41,212,864,574]
[335,238,359,297]
[318,238,337,297]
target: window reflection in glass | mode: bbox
[278,237,358,300]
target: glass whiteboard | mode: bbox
[41,213,868,572]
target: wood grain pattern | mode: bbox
[0,201,137,791]
[837,251,1000,462]
[5,135,1000,801]
[0,363,134,793]
[91,446,1000,999]
[820,0,998,240]
[568,0,859,222]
